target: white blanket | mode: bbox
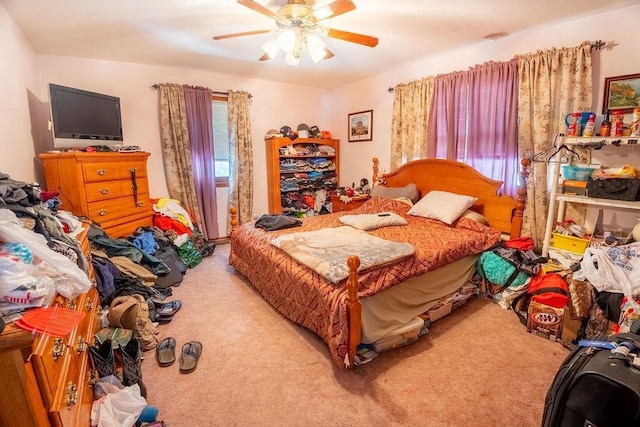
[270,226,415,284]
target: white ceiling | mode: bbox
[2,0,638,89]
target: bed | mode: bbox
[229,157,528,368]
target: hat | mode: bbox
[297,123,310,131]
[279,125,292,137]
[266,128,279,135]
[321,130,332,139]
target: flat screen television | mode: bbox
[49,83,123,148]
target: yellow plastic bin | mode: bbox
[552,233,590,254]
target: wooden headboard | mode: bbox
[372,158,529,237]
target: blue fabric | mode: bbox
[131,231,159,255]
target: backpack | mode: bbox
[512,273,570,325]
[108,294,162,350]
[477,241,542,288]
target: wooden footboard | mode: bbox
[229,156,529,368]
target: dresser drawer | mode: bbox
[82,160,148,183]
[88,193,151,224]
[84,179,149,203]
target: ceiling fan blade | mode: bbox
[325,28,378,47]
[311,0,356,22]
[258,53,271,61]
[237,0,280,21]
[213,29,272,40]
[323,48,335,60]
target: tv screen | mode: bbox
[49,83,123,148]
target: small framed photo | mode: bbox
[348,110,373,142]
[602,73,640,113]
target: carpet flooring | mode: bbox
[141,243,569,426]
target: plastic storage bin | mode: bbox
[552,233,590,254]
[373,316,424,353]
[561,164,598,181]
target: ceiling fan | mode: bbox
[212,0,378,64]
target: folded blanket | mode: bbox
[270,226,415,284]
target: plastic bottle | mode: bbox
[567,112,581,136]
[631,107,640,137]
[599,111,611,137]
[582,113,596,137]
[611,110,625,137]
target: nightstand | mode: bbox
[330,194,370,212]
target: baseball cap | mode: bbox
[297,123,310,131]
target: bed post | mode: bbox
[229,206,238,233]
[345,255,362,368]
[372,157,380,186]
[511,157,530,238]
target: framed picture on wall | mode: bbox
[602,73,640,113]
[348,110,373,142]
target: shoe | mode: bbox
[88,339,116,379]
[152,300,182,317]
[147,298,174,324]
[120,338,147,398]
[179,341,202,374]
[156,337,176,367]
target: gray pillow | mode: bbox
[370,183,419,203]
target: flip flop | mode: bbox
[179,341,202,374]
[155,300,182,317]
[156,337,176,367]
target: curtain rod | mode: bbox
[150,84,252,98]
[386,40,611,93]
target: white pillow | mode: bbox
[408,191,478,225]
[339,212,408,230]
[459,209,489,226]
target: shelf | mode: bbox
[562,135,639,146]
[556,194,640,210]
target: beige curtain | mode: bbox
[390,77,434,170]
[158,83,203,231]
[517,41,593,248]
[228,90,254,226]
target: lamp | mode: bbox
[261,27,328,65]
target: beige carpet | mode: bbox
[142,243,569,426]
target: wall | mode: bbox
[4,3,640,234]
[330,3,640,229]
[0,4,41,181]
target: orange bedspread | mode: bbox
[228,197,500,368]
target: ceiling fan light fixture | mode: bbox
[262,40,280,59]
[307,34,327,63]
[277,30,296,53]
[285,52,300,66]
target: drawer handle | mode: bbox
[86,297,94,311]
[136,202,145,207]
[130,167,137,173]
[52,337,65,360]
[76,336,87,354]
[67,298,77,310]
[98,209,107,216]
[66,382,78,408]
[96,168,107,176]
[89,368,96,386]
[100,188,110,194]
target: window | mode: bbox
[212,96,230,187]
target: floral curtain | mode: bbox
[158,83,202,233]
[228,90,254,226]
[517,41,592,248]
[184,86,218,240]
[390,77,433,170]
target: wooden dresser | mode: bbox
[0,223,99,426]
[39,151,154,238]
[329,194,370,212]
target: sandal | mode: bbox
[156,337,176,367]
[179,341,202,374]
[155,300,182,316]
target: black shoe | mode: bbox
[120,338,147,398]
[88,339,116,379]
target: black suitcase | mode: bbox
[542,333,640,427]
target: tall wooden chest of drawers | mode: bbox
[39,151,154,238]
[0,222,99,426]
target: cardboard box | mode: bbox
[527,301,565,341]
